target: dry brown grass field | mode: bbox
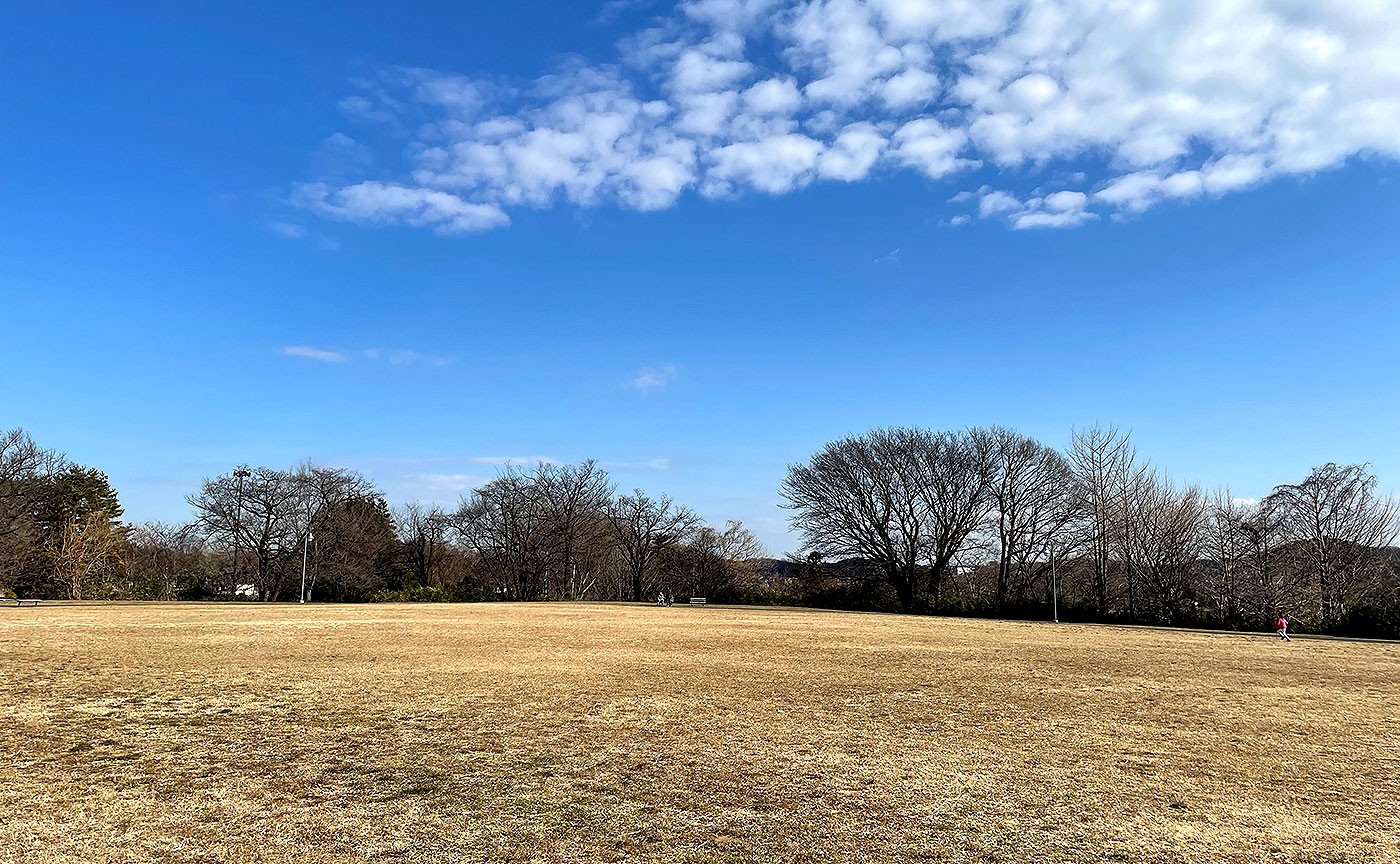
[1,603,1396,864]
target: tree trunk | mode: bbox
[890,565,916,613]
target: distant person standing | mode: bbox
[657,591,666,607]
[1275,615,1291,641]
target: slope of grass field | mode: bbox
[1,602,1396,864]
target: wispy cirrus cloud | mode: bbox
[602,458,670,470]
[362,348,454,367]
[289,0,1400,234]
[629,363,677,392]
[350,456,672,507]
[266,220,341,250]
[400,472,492,497]
[267,221,306,239]
[280,345,347,363]
[278,346,454,366]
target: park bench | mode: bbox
[2,598,41,607]
[688,597,707,606]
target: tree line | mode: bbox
[0,428,766,605]
[4,424,1398,637]
[782,425,1400,636]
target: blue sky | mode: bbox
[3,1,1398,553]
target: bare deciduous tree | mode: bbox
[1067,425,1137,616]
[1118,473,1206,622]
[454,470,552,600]
[606,490,699,602]
[977,426,1077,613]
[782,430,925,612]
[189,467,302,601]
[910,429,992,601]
[0,428,53,539]
[55,511,126,600]
[124,521,207,600]
[395,501,451,589]
[1265,463,1400,621]
[536,460,615,598]
[675,519,768,600]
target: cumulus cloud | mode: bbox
[818,122,885,180]
[891,118,970,179]
[293,1,1400,232]
[706,133,823,195]
[968,184,1097,229]
[671,43,753,94]
[742,77,802,114]
[630,363,677,392]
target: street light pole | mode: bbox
[300,528,311,604]
[232,467,250,593]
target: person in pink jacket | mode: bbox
[1275,615,1291,641]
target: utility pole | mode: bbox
[232,466,251,593]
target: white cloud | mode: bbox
[267,221,306,239]
[977,189,1021,218]
[706,133,823,194]
[891,118,970,179]
[280,345,347,363]
[867,0,1017,41]
[677,90,739,136]
[783,0,907,106]
[818,122,885,180]
[338,95,398,124]
[413,73,485,116]
[629,363,677,392]
[970,185,1096,229]
[742,77,802,114]
[294,181,508,234]
[1012,207,1095,230]
[1044,190,1086,212]
[670,44,753,93]
[293,0,1400,233]
[468,456,560,466]
[313,132,373,174]
[602,458,671,470]
[362,349,454,367]
[880,67,938,108]
[401,472,491,496]
[1094,171,1164,212]
[281,346,453,366]
[681,0,783,32]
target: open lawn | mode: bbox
[1,603,1396,864]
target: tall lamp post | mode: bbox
[299,527,311,604]
[232,467,251,593]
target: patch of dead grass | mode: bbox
[1,603,1396,863]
